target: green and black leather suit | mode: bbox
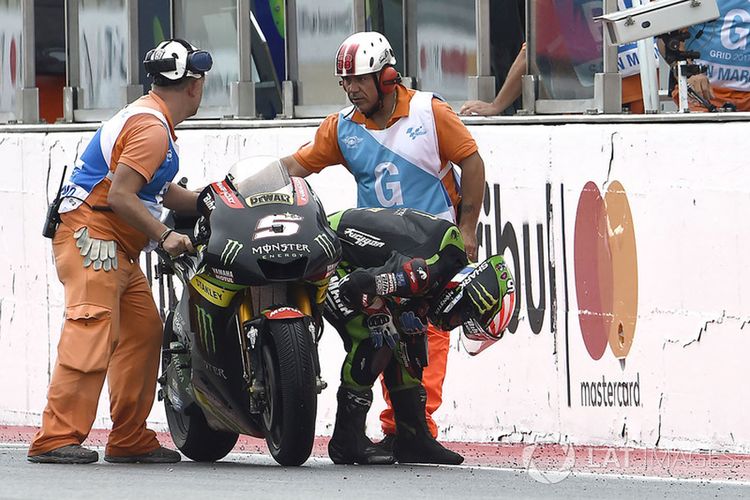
[324,207,468,392]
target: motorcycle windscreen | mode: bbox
[229,156,292,198]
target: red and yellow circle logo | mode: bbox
[574,181,638,360]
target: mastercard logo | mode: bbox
[573,181,638,361]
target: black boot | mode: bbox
[391,385,464,465]
[328,386,395,465]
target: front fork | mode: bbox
[237,283,327,413]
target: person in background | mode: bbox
[461,1,658,116]
[28,39,211,464]
[282,31,485,464]
[672,0,750,112]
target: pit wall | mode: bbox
[1,119,748,453]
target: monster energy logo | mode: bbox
[315,234,336,259]
[468,283,498,316]
[220,239,243,266]
[195,305,216,354]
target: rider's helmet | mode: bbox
[335,31,396,76]
[429,255,516,341]
[144,38,213,86]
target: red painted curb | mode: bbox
[5,425,749,481]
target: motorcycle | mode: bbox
[156,157,342,466]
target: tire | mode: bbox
[261,319,318,466]
[162,312,239,462]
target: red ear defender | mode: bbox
[379,66,401,94]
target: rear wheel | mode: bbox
[164,401,239,462]
[162,312,239,462]
[261,319,318,466]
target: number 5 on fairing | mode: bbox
[253,214,303,240]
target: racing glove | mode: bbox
[374,258,431,297]
[338,269,377,311]
[398,310,427,335]
[363,297,399,350]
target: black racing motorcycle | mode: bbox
[156,157,341,466]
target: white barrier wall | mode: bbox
[1,120,748,453]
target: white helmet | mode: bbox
[335,31,396,77]
[143,38,213,85]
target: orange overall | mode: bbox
[29,92,176,458]
[27,224,163,457]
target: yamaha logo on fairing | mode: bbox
[211,267,234,283]
[343,228,385,248]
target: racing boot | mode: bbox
[328,386,395,465]
[391,385,464,465]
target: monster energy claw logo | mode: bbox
[468,283,498,316]
[315,234,336,259]
[195,305,216,354]
[221,239,243,266]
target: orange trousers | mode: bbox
[28,224,162,458]
[380,324,450,438]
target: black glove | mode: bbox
[338,269,377,311]
[375,258,431,297]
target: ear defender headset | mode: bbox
[143,39,213,85]
[378,65,402,94]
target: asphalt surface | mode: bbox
[2,445,749,500]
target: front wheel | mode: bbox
[261,319,318,466]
